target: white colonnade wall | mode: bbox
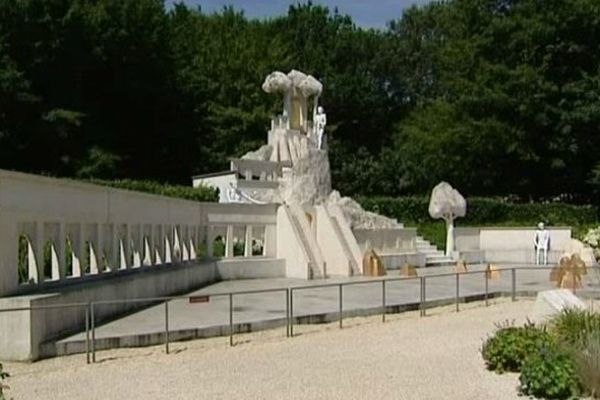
[0,169,278,297]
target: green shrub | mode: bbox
[233,241,245,256]
[573,331,600,398]
[519,344,581,399]
[356,196,598,226]
[88,179,218,202]
[550,309,600,348]
[482,322,553,373]
[415,221,446,250]
[212,238,225,257]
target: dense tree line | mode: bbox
[0,0,599,201]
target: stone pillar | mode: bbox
[207,225,214,257]
[56,222,65,280]
[225,225,234,258]
[93,224,101,274]
[75,224,84,277]
[244,225,253,257]
[33,222,43,284]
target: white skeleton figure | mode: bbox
[314,106,327,149]
[534,222,550,265]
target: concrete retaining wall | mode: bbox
[454,226,572,264]
[380,253,427,269]
[0,259,218,361]
[216,258,285,280]
[353,228,417,253]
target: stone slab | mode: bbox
[532,289,587,323]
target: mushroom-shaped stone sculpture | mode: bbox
[298,75,323,98]
[428,182,466,256]
[262,71,293,118]
[262,71,292,94]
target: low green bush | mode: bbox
[88,179,218,202]
[574,331,600,398]
[519,344,581,399]
[481,322,553,373]
[550,309,600,348]
[549,309,600,347]
[357,196,598,226]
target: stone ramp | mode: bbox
[45,265,600,357]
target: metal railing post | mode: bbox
[420,277,426,317]
[382,280,386,323]
[484,270,489,307]
[511,268,516,301]
[285,288,290,338]
[91,302,96,363]
[423,277,427,316]
[455,273,460,312]
[85,304,90,364]
[164,300,170,354]
[339,284,343,329]
[229,293,234,347]
[290,289,294,338]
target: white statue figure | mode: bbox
[534,222,550,265]
[314,106,327,149]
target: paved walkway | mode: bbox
[56,264,600,353]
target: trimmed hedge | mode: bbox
[356,196,599,226]
[88,179,218,202]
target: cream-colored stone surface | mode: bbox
[327,191,400,229]
[279,147,331,206]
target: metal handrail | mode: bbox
[1,265,598,364]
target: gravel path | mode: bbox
[4,299,532,400]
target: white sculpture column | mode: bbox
[428,182,466,257]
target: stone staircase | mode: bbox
[415,236,455,267]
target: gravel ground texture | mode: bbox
[4,298,534,400]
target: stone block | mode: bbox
[532,289,587,323]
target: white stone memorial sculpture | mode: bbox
[534,222,550,265]
[428,182,466,256]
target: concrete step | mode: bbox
[425,253,450,259]
[417,249,440,254]
[415,235,455,266]
[426,259,456,267]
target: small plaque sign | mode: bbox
[189,295,210,304]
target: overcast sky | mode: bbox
[168,0,433,28]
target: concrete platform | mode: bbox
[50,264,600,356]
